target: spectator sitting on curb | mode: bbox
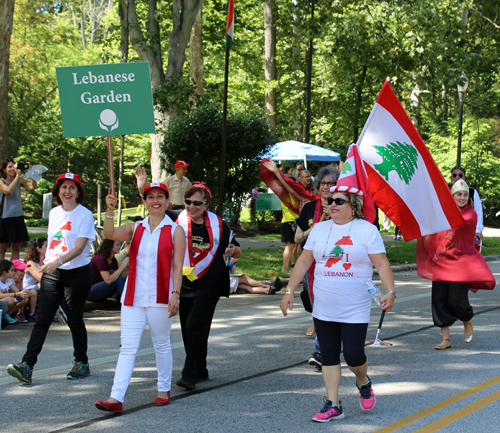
[226,257,283,295]
[0,259,28,324]
[87,240,128,303]
[12,259,37,322]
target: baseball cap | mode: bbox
[12,259,31,270]
[56,173,82,185]
[142,182,169,197]
[174,160,189,168]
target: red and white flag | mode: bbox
[335,143,376,223]
[358,79,465,241]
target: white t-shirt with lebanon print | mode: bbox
[304,218,386,324]
[44,205,95,270]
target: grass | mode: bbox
[236,247,288,281]
[254,233,281,240]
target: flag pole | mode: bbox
[219,45,230,216]
[107,135,115,195]
[219,1,234,216]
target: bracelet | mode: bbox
[301,231,305,239]
[387,289,397,298]
[58,258,64,266]
[172,289,181,295]
[105,214,115,219]
[284,288,295,295]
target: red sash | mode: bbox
[308,199,325,302]
[124,223,173,306]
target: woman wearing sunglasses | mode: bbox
[281,186,396,423]
[95,182,186,413]
[174,182,241,390]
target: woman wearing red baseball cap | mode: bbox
[95,182,186,413]
[7,173,95,385]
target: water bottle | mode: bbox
[364,279,385,306]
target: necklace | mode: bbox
[191,220,205,229]
[322,219,354,261]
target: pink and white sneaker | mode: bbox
[312,399,344,422]
[357,374,376,410]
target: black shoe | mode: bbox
[196,370,209,384]
[67,361,90,380]
[7,362,33,384]
[308,352,322,369]
[176,376,196,390]
[273,277,283,292]
[268,286,276,295]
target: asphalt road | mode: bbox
[1,262,500,433]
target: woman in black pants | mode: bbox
[7,173,95,384]
[175,183,241,389]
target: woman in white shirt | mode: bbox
[281,187,396,423]
[7,173,95,385]
[95,182,185,413]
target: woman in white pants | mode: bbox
[95,183,185,413]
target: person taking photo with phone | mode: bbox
[0,159,38,260]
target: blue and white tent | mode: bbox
[262,140,341,167]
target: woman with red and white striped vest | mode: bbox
[95,183,186,414]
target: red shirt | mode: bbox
[90,254,118,285]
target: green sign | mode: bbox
[256,193,282,211]
[56,62,155,138]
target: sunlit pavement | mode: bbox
[1,261,499,433]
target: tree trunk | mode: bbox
[352,65,367,142]
[119,0,202,181]
[0,0,15,160]
[292,1,302,141]
[264,0,277,130]
[189,8,203,96]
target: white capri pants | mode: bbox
[110,305,174,403]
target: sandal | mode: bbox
[435,339,451,350]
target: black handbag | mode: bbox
[300,287,313,313]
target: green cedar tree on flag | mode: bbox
[226,0,235,49]
[358,78,466,241]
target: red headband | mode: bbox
[192,182,213,199]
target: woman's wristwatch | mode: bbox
[387,289,397,298]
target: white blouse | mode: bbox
[121,215,178,308]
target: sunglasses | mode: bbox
[452,172,464,178]
[320,181,336,186]
[185,200,207,206]
[327,197,347,206]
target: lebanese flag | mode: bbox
[358,79,465,241]
[335,143,376,223]
[226,0,235,49]
[260,159,317,215]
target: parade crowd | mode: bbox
[2,155,495,423]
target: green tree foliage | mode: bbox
[160,104,276,222]
[426,117,500,226]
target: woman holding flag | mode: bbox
[280,145,396,423]
[95,182,185,413]
[417,178,495,350]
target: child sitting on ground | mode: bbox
[23,237,47,294]
[12,259,37,322]
[0,259,28,324]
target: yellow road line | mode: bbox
[413,389,500,433]
[372,375,500,433]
